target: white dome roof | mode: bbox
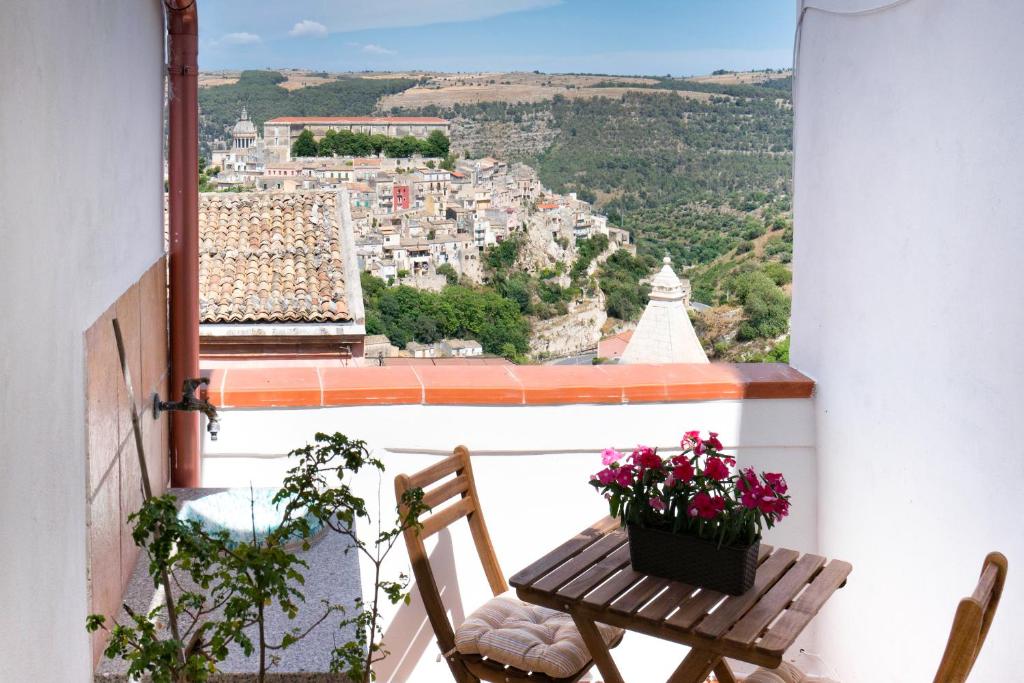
[232,107,257,136]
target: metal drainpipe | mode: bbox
[165,0,201,487]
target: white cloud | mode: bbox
[214,32,261,46]
[289,20,328,39]
[214,0,561,36]
[362,43,396,56]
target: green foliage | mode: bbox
[570,234,609,282]
[731,271,791,340]
[436,263,459,286]
[307,130,450,159]
[760,261,792,286]
[741,336,790,363]
[532,92,791,216]
[597,250,654,321]
[483,237,522,274]
[86,492,328,682]
[419,130,451,158]
[198,72,417,147]
[361,273,530,358]
[291,129,318,157]
[275,432,429,683]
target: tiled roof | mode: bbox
[265,116,448,125]
[199,192,351,324]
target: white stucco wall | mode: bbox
[792,1,1024,681]
[0,2,165,681]
[204,398,819,680]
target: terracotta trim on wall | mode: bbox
[206,362,814,409]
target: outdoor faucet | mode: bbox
[154,377,221,441]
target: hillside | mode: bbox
[197,70,419,153]
[197,68,794,360]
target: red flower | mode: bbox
[764,472,788,495]
[593,468,616,486]
[614,464,636,487]
[703,457,730,481]
[706,432,724,450]
[688,492,725,520]
[670,459,695,484]
[631,445,662,471]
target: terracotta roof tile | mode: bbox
[199,192,351,324]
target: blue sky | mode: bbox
[201,0,796,76]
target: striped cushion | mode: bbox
[454,592,623,678]
[745,662,807,683]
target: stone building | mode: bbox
[263,116,450,163]
[210,107,266,184]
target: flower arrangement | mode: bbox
[590,430,791,548]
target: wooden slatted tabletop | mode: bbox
[510,517,852,683]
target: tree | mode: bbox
[87,492,333,683]
[436,263,459,286]
[731,271,791,340]
[419,130,450,158]
[292,129,318,157]
[276,433,429,683]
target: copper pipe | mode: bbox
[165,0,200,487]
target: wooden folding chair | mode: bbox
[744,552,1008,683]
[395,446,621,683]
[932,551,1007,683]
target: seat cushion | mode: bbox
[454,592,623,678]
[744,662,807,683]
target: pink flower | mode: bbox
[631,445,662,471]
[593,468,616,486]
[706,432,724,450]
[649,497,667,512]
[681,431,705,455]
[703,457,730,481]
[688,492,725,520]
[601,448,623,466]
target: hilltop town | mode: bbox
[195,68,795,364]
[198,108,649,362]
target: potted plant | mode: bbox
[589,430,791,595]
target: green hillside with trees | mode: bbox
[198,71,418,153]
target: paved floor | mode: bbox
[95,488,361,682]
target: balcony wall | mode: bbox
[793,1,1024,680]
[0,2,166,681]
[201,363,819,681]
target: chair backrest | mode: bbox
[933,551,1007,683]
[395,446,508,678]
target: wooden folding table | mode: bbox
[510,518,852,683]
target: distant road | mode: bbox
[547,351,597,366]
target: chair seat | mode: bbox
[743,661,807,683]
[454,591,624,679]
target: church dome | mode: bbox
[232,107,257,137]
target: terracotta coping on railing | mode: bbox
[204,363,813,409]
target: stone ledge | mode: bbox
[204,363,813,409]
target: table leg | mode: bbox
[712,659,738,683]
[666,648,720,683]
[570,614,625,683]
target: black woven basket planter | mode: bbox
[626,523,759,595]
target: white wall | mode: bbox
[0,2,165,681]
[792,1,1024,681]
[204,398,818,680]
